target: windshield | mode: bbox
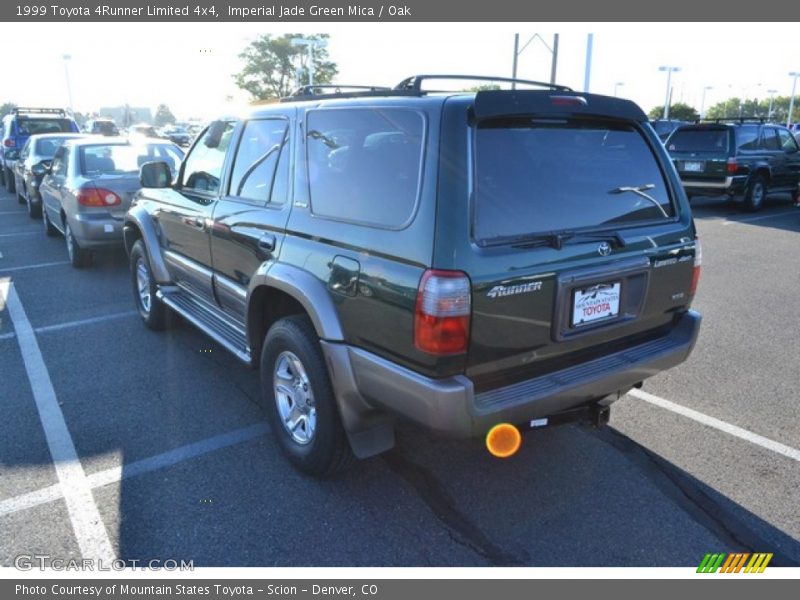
[80,143,183,176]
[666,128,730,153]
[474,119,674,242]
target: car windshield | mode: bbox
[474,118,674,243]
[16,118,73,135]
[80,143,183,176]
[667,128,729,153]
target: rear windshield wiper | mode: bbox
[608,184,670,218]
[501,230,628,250]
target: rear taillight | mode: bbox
[689,237,702,297]
[726,158,737,174]
[3,138,15,148]
[550,95,588,107]
[414,269,471,355]
[77,187,121,207]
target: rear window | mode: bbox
[81,143,182,175]
[15,118,74,136]
[35,136,80,157]
[667,128,729,153]
[474,119,674,242]
[306,108,424,228]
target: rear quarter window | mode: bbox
[306,108,424,229]
[474,119,675,242]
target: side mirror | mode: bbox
[204,120,226,149]
[140,161,172,188]
[32,160,51,176]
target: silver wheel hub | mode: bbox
[273,351,316,445]
[136,259,151,313]
[753,183,764,205]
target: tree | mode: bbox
[647,102,699,121]
[0,102,17,117]
[154,104,176,127]
[234,34,338,101]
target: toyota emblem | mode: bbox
[597,242,612,256]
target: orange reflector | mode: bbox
[485,423,521,458]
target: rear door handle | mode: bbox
[258,233,276,252]
[184,216,205,230]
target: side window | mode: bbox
[736,126,759,151]
[229,119,289,204]
[777,129,799,152]
[181,121,234,195]
[760,128,781,151]
[306,108,424,228]
[51,147,68,177]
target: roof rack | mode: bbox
[394,74,572,93]
[694,116,770,124]
[13,107,67,117]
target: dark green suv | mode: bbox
[665,120,800,211]
[124,75,702,476]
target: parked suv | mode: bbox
[85,119,120,136]
[1,107,80,193]
[125,75,702,476]
[665,119,800,210]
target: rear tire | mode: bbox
[744,175,767,212]
[260,315,353,477]
[42,208,58,236]
[130,239,168,331]
[26,194,41,218]
[5,168,15,194]
[64,221,92,268]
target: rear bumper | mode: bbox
[681,175,747,196]
[68,213,125,248]
[324,310,701,439]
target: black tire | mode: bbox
[260,315,353,477]
[0,167,5,187]
[64,220,92,268]
[26,194,41,218]
[5,168,15,194]
[130,239,168,331]
[42,207,58,236]
[17,189,25,205]
[744,174,767,212]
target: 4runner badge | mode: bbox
[487,281,543,298]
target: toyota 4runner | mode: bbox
[124,75,702,476]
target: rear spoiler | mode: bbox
[473,90,648,123]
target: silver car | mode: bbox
[13,133,85,218]
[40,138,183,267]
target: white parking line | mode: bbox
[0,423,268,518]
[0,231,39,238]
[0,279,115,561]
[629,388,800,462]
[722,209,799,226]
[35,311,137,334]
[0,331,16,341]
[0,210,27,215]
[0,260,69,274]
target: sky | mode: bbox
[1,22,798,120]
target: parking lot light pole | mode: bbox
[290,38,327,88]
[511,33,559,90]
[613,82,624,97]
[659,65,681,120]
[788,72,799,127]
[767,89,778,120]
[62,54,74,114]
[699,86,712,119]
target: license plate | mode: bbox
[572,282,621,327]
[683,161,704,173]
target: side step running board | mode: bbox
[157,287,252,365]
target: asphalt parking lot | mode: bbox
[1,188,799,568]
